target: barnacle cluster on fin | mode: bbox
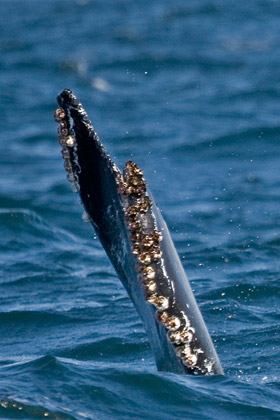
[58,89,94,133]
[54,107,80,192]
[54,90,101,193]
[117,160,210,373]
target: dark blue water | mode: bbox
[1,0,280,418]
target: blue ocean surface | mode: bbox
[1,0,280,418]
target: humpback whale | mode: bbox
[54,89,224,375]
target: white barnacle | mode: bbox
[152,250,162,260]
[139,253,152,264]
[132,241,140,253]
[168,328,193,345]
[59,137,67,147]
[64,159,72,172]
[180,329,193,344]
[61,148,70,159]
[147,294,157,305]
[168,330,182,344]
[154,230,162,242]
[155,295,169,310]
[147,294,169,311]
[78,107,87,115]
[145,280,157,293]
[60,128,68,138]
[66,135,75,147]
[142,266,155,280]
[139,196,151,213]
[164,316,181,331]
[86,124,94,132]
[157,311,169,323]
[180,344,192,358]
[142,235,154,248]
[182,353,198,368]
[54,107,66,122]
[112,163,120,174]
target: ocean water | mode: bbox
[1,0,280,418]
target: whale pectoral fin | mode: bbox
[55,89,224,376]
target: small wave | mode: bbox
[0,397,76,420]
[161,4,220,21]
[171,125,280,158]
[202,281,280,302]
[56,336,149,362]
[0,310,80,327]
[0,208,81,243]
[78,369,280,419]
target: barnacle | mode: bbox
[141,266,155,280]
[147,294,169,311]
[144,280,157,293]
[65,135,75,147]
[54,108,66,122]
[182,353,198,368]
